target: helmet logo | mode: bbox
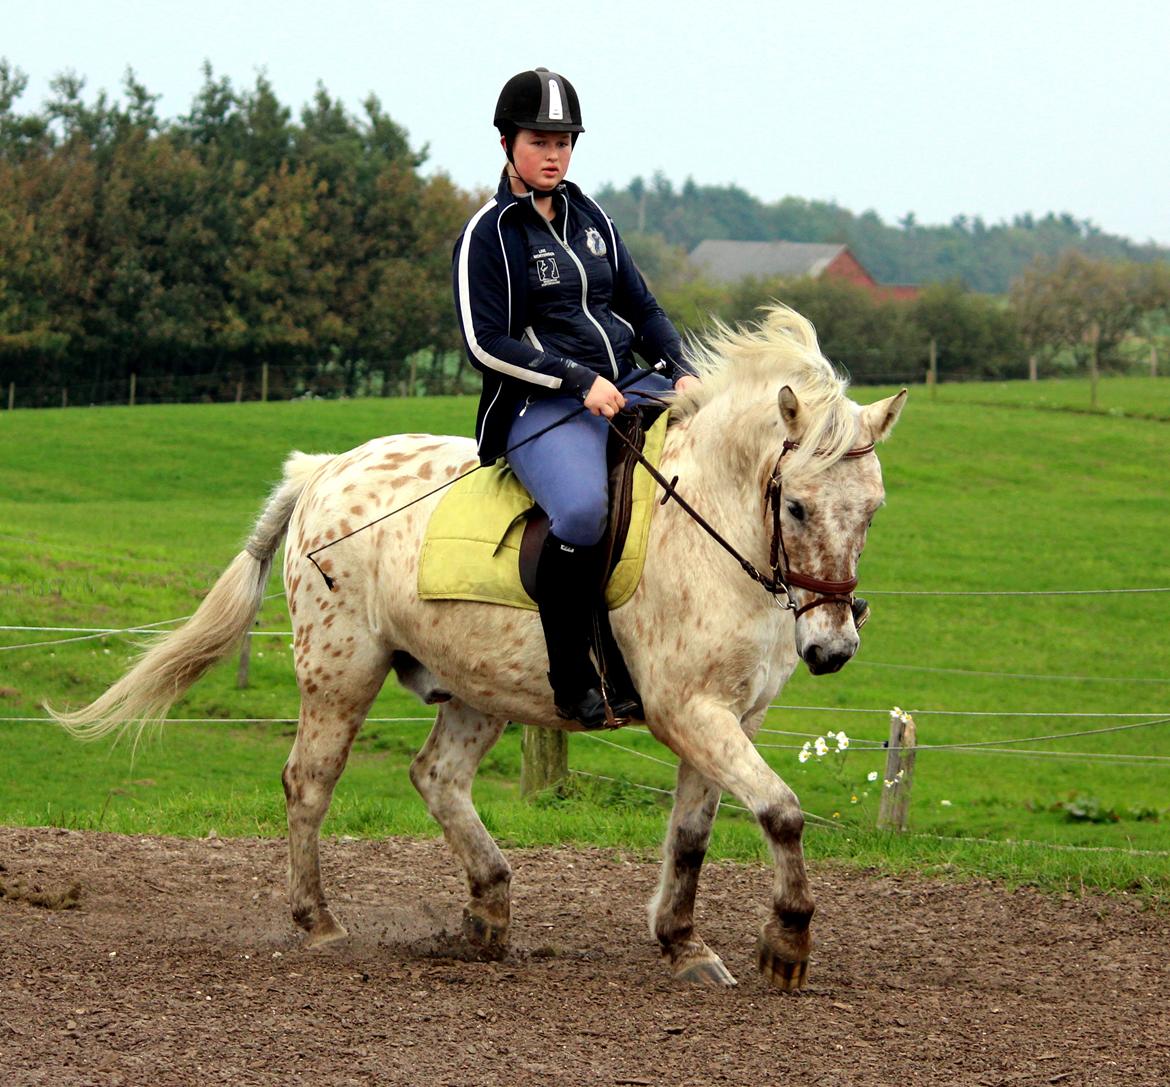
[585,227,607,258]
[547,80,564,121]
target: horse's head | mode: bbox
[773,384,907,675]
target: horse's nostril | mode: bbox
[803,643,852,675]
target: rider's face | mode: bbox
[505,129,573,193]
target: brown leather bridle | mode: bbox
[764,438,876,617]
[605,417,876,617]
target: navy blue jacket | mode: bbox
[453,175,693,463]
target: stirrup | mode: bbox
[605,690,644,721]
[851,597,870,631]
[554,687,624,730]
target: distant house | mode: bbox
[688,240,919,301]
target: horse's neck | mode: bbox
[661,394,775,573]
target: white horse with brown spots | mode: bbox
[53,306,906,990]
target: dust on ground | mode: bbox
[1,827,1165,1086]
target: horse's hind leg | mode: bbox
[409,700,511,957]
[283,640,391,948]
[649,760,736,987]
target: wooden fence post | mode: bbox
[521,726,568,797]
[1088,323,1100,409]
[877,708,917,832]
[1152,345,1159,378]
[62,387,68,408]
[1028,354,1038,381]
[236,629,253,689]
[129,373,137,407]
[261,363,269,403]
[7,382,13,411]
[927,338,937,399]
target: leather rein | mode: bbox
[605,411,874,617]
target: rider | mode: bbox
[452,67,700,729]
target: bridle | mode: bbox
[605,415,875,618]
[764,438,875,617]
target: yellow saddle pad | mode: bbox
[417,414,668,611]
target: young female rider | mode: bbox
[452,67,700,729]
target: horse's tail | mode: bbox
[47,451,334,745]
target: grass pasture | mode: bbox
[1,378,1168,898]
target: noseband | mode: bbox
[604,414,875,618]
[764,438,875,617]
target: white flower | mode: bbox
[814,736,829,758]
[867,771,879,782]
[835,732,850,751]
[798,742,812,764]
[825,730,837,740]
[940,799,953,807]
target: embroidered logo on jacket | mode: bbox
[584,227,607,257]
[534,250,561,287]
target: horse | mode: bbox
[52,305,906,990]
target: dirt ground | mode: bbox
[1,828,1166,1087]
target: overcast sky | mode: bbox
[5,0,1168,244]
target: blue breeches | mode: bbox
[505,371,673,547]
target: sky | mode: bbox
[4,0,1169,245]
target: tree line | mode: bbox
[1,61,1167,405]
[0,61,476,405]
[597,174,1170,295]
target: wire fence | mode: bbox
[3,568,1167,859]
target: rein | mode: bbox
[604,409,874,616]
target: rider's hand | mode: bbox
[583,375,626,419]
[674,375,701,394]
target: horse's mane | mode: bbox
[669,304,858,478]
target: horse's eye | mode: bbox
[786,500,805,522]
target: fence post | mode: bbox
[261,363,269,403]
[1028,354,1038,381]
[877,708,917,832]
[7,382,13,411]
[129,373,137,407]
[1152,345,1159,378]
[236,629,253,689]
[235,381,243,403]
[1088,323,1100,409]
[927,338,937,400]
[521,726,568,797]
[62,387,68,408]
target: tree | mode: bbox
[1010,251,1170,397]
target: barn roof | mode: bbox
[688,240,849,283]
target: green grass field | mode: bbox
[2,377,1168,898]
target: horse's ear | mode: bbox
[777,385,802,436]
[860,388,908,443]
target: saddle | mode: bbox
[416,408,668,611]
[517,403,664,600]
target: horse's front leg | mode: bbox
[409,699,512,957]
[651,700,814,991]
[650,759,736,986]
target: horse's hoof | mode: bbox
[756,935,808,991]
[674,954,738,988]
[462,906,509,959]
[304,909,348,949]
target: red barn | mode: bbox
[688,240,918,300]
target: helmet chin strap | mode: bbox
[505,165,558,199]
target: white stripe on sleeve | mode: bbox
[457,199,561,389]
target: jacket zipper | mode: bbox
[541,195,619,380]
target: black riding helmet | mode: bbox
[494,67,584,164]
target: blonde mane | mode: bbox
[669,304,859,478]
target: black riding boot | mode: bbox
[534,532,610,729]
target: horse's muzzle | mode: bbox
[798,632,859,675]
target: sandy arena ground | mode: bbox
[1,827,1166,1086]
